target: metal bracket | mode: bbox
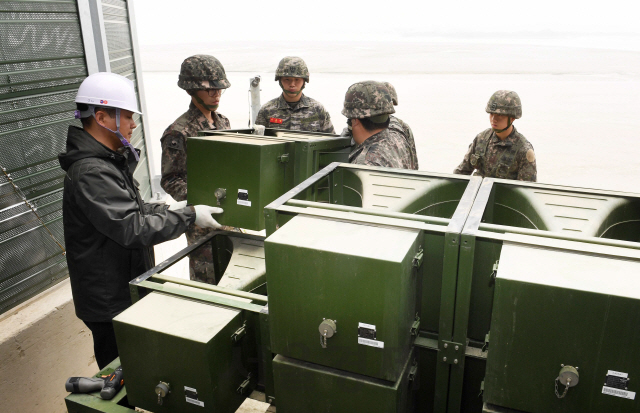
[490,260,499,280]
[236,373,252,394]
[231,323,247,342]
[408,360,418,383]
[278,154,290,163]
[410,316,421,336]
[482,332,490,352]
[412,247,424,268]
[439,340,465,365]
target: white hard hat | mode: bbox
[75,72,141,114]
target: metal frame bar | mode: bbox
[77,0,110,74]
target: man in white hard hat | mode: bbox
[59,72,223,369]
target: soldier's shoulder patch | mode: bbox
[526,148,536,163]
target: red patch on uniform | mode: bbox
[269,117,283,124]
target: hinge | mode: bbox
[410,315,421,336]
[236,373,252,394]
[231,323,247,342]
[278,153,290,163]
[412,247,424,268]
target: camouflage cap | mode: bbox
[178,55,231,91]
[342,81,395,119]
[383,82,398,106]
[485,90,522,119]
[275,57,310,82]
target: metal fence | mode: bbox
[0,0,152,314]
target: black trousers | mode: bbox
[83,320,120,370]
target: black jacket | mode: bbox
[59,126,195,322]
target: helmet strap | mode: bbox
[92,106,140,161]
[492,117,513,134]
[192,93,219,111]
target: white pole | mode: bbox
[249,76,261,127]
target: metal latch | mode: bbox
[408,360,418,383]
[410,315,421,336]
[237,373,252,394]
[278,154,289,163]
[231,322,247,342]
[490,260,499,281]
[412,247,424,268]
[482,332,490,352]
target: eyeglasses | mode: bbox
[206,88,225,97]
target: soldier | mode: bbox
[343,81,415,169]
[454,90,536,181]
[255,56,335,134]
[160,55,231,284]
[384,82,419,170]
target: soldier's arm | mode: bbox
[453,138,477,175]
[255,106,268,127]
[321,109,336,134]
[517,145,537,182]
[160,131,188,202]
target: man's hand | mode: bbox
[194,205,224,229]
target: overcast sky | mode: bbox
[132,0,640,45]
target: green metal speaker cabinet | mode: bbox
[187,130,350,230]
[113,290,256,413]
[442,178,640,413]
[272,349,418,413]
[265,215,423,382]
[483,241,640,413]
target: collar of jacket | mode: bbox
[355,127,390,149]
[491,126,519,147]
[276,93,310,110]
[58,126,139,172]
[188,101,222,130]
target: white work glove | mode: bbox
[194,205,224,229]
[253,125,265,135]
[168,200,188,211]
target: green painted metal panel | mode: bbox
[484,243,640,413]
[266,215,422,382]
[187,132,350,231]
[187,135,288,230]
[272,349,417,413]
[113,292,255,413]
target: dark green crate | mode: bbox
[273,349,417,413]
[265,215,422,382]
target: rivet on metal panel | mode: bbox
[443,357,447,362]
[454,359,458,364]
[444,343,448,349]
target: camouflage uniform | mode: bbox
[453,127,536,181]
[255,56,335,134]
[383,82,419,170]
[160,55,231,284]
[388,116,418,170]
[255,94,335,133]
[349,127,414,169]
[454,90,536,181]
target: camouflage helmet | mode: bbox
[342,81,395,119]
[383,82,398,106]
[275,57,310,82]
[485,90,522,119]
[178,55,230,91]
